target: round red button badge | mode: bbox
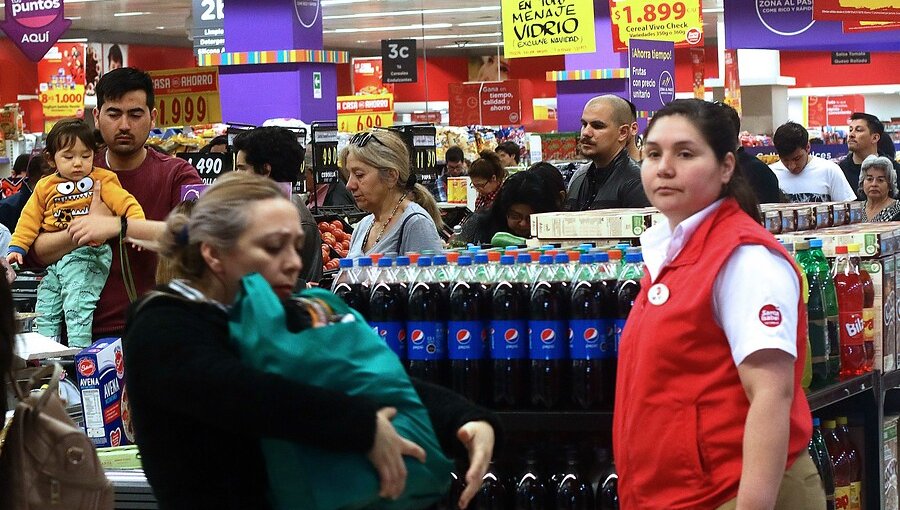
[758,304,782,327]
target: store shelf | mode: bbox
[494,410,612,432]
[806,372,876,411]
[883,369,900,391]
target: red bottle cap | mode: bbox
[445,252,459,264]
[566,250,580,262]
[408,252,420,264]
[834,245,848,254]
[487,251,502,262]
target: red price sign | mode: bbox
[608,0,703,52]
[149,68,222,128]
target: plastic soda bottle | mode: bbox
[823,420,852,510]
[529,255,569,409]
[796,242,832,390]
[490,254,530,409]
[832,246,866,379]
[836,417,862,510]
[810,239,841,383]
[368,258,407,360]
[407,256,448,386]
[448,256,490,404]
[848,244,875,371]
[809,418,836,510]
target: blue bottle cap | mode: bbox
[433,255,448,266]
[625,253,643,263]
[594,252,609,263]
[396,256,410,267]
[626,246,641,254]
[579,243,594,249]
[539,255,554,264]
[475,254,489,264]
[417,257,432,267]
[458,256,472,266]
[467,246,480,254]
[358,257,372,267]
[554,254,570,264]
[517,254,532,264]
[580,254,594,264]
[339,258,354,268]
[500,255,515,265]
[813,417,821,427]
[378,258,393,267]
[809,239,823,248]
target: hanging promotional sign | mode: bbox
[448,80,530,127]
[352,57,394,96]
[813,0,900,22]
[38,44,86,119]
[337,94,394,132]
[609,0,703,52]
[149,68,222,128]
[192,0,225,56]
[690,47,705,99]
[805,95,866,128]
[628,39,675,113]
[501,0,596,58]
[0,0,72,62]
[842,19,900,32]
[724,0,900,51]
[723,49,741,117]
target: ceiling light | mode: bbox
[156,26,167,30]
[324,5,500,20]
[68,16,82,20]
[113,11,150,17]
[457,21,502,27]
[322,0,369,5]
[325,23,452,33]
[701,8,724,13]
[437,41,504,48]
[415,32,501,41]
[59,38,88,42]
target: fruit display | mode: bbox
[319,219,351,272]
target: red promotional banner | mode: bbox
[806,95,866,127]
[842,19,900,32]
[814,0,900,22]
[352,57,394,96]
[690,47,705,99]
[448,80,532,127]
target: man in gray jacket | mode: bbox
[565,95,650,211]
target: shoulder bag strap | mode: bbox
[395,212,429,253]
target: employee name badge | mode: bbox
[648,283,669,306]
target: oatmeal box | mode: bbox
[75,338,133,448]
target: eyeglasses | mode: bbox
[350,131,388,148]
[470,180,489,190]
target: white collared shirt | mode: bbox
[640,200,799,365]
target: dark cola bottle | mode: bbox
[529,254,569,410]
[448,256,489,404]
[407,256,448,386]
[368,257,407,360]
[473,462,508,510]
[592,252,619,409]
[555,451,594,510]
[569,253,614,410]
[491,254,531,409]
[515,451,547,510]
[596,450,619,510]
[332,257,369,316]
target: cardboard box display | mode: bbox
[848,201,864,224]
[530,209,653,239]
[75,338,133,448]
[815,204,833,229]
[446,176,469,205]
[884,415,899,510]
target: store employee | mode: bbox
[565,95,650,211]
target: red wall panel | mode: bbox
[127,45,196,71]
[393,57,469,102]
[0,39,41,131]
[674,46,719,94]
[780,51,900,88]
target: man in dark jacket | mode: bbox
[722,103,782,203]
[565,95,649,211]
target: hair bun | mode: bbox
[405,173,417,189]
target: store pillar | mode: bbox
[209,0,343,125]
[555,0,629,132]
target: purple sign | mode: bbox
[744,144,850,163]
[628,39,675,113]
[0,0,71,62]
[724,0,900,51]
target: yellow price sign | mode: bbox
[149,68,222,128]
[608,0,703,52]
[337,94,394,133]
[40,84,85,118]
[501,0,596,58]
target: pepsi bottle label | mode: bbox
[407,321,447,360]
[371,321,406,360]
[570,319,614,360]
[490,320,528,360]
[447,320,487,360]
[614,318,627,356]
[528,320,567,360]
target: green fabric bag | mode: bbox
[228,273,452,510]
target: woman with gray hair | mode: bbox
[343,130,444,257]
[859,154,900,222]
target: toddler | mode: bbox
[6,118,144,347]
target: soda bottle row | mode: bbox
[789,240,874,391]
[331,247,644,410]
[441,449,619,510]
[808,416,863,510]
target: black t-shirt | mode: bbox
[738,148,782,204]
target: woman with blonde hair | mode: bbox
[343,130,444,257]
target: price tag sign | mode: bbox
[149,68,222,128]
[409,126,438,187]
[176,152,233,184]
[608,0,703,52]
[382,39,417,83]
[40,84,85,118]
[337,94,394,133]
[311,125,339,184]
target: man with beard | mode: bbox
[565,95,649,211]
[29,68,201,339]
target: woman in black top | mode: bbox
[123,172,499,510]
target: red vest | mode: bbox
[612,198,812,509]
